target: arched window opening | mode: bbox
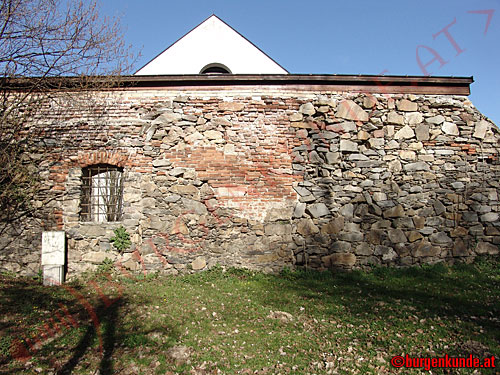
[80,164,124,222]
[200,63,231,74]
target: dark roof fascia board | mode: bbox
[1,74,473,95]
[121,74,473,95]
[125,74,473,85]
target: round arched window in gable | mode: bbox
[200,63,231,74]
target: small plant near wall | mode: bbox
[110,226,131,253]
[97,257,115,274]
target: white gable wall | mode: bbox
[135,16,288,75]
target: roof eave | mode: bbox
[1,74,474,96]
[119,74,473,96]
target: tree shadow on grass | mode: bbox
[0,275,82,332]
[55,277,181,374]
[56,296,123,375]
[0,275,91,371]
[0,274,182,374]
[0,273,126,374]
[255,259,500,356]
[284,262,499,315]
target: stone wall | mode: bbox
[0,87,499,277]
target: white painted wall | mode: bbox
[135,16,288,75]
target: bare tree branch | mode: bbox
[0,0,133,232]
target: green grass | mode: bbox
[0,258,499,374]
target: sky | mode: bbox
[100,0,500,126]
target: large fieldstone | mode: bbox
[363,96,377,108]
[321,217,345,235]
[372,192,387,202]
[122,258,139,271]
[415,124,430,141]
[394,125,415,140]
[388,160,402,173]
[476,241,499,255]
[171,220,189,235]
[427,115,445,125]
[341,121,357,132]
[388,229,407,243]
[171,184,199,198]
[340,139,358,152]
[433,200,446,215]
[185,131,203,143]
[452,239,469,257]
[336,100,368,122]
[480,212,499,222]
[289,112,303,122]
[397,99,418,112]
[387,112,404,125]
[355,243,373,255]
[473,120,490,139]
[265,207,294,222]
[325,152,340,164]
[367,229,382,245]
[340,203,354,220]
[307,203,330,218]
[205,130,224,140]
[323,253,356,267]
[152,159,172,167]
[299,103,316,115]
[169,167,186,176]
[181,198,207,215]
[293,186,311,197]
[82,251,113,264]
[383,205,404,218]
[399,150,416,160]
[405,112,423,125]
[191,257,207,270]
[294,203,306,218]
[450,226,468,237]
[358,130,370,140]
[404,162,430,172]
[413,240,441,257]
[369,138,384,148]
[430,232,452,245]
[265,223,292,236]
[442,122,459,136]
[330,241,352,252]
[296,219,319,236]
[408,231,423,242]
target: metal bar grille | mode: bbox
[80,164,124,222]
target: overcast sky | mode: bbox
[101,0,500,126]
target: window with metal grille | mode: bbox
[80,164,124,222]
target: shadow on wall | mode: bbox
[288,97,500,271]
[5,93,500,276]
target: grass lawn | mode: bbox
[0,257,499,374]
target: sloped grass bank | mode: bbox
[1,258,499,374]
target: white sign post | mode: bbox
[41,231,65,286]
